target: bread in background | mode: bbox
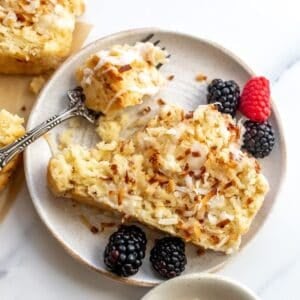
[0,109,25,191]
[0,0,85,75]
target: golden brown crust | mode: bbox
[47,164,117,213]
[0,53,65,75]
[70,0,85,16]
[0,154,21,192]
[0,109,25,191]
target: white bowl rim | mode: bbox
[142,273,260,300]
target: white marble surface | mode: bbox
[0,1,299,299]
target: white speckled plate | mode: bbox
[24,28,286,286]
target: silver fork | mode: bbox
[0,34,169,171]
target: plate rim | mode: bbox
[24,27,287,287]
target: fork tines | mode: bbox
[141,33,154,43]
[140,33,171,69]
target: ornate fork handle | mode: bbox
[0,103,83,171]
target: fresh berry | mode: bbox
[104,225,147,277]
[207,79,240,117]
[150,237,186,279]
[239,76,271,122]
[242,120,275,158]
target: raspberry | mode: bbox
[239,76,271,122]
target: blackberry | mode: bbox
[207,79,240,116]
[242,120,275,158]
[104,225,147,277]
[150,237,186,279]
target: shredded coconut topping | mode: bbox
[49,104,269,254]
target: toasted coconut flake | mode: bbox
[191,151,201,157]
[158,216,179,225]
[157,98,166,106]
[195,73,207,82]
[167,74,175,81]
[118,64,132,73]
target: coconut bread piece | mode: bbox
[76,42,168,114]
[48,104,268,254]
